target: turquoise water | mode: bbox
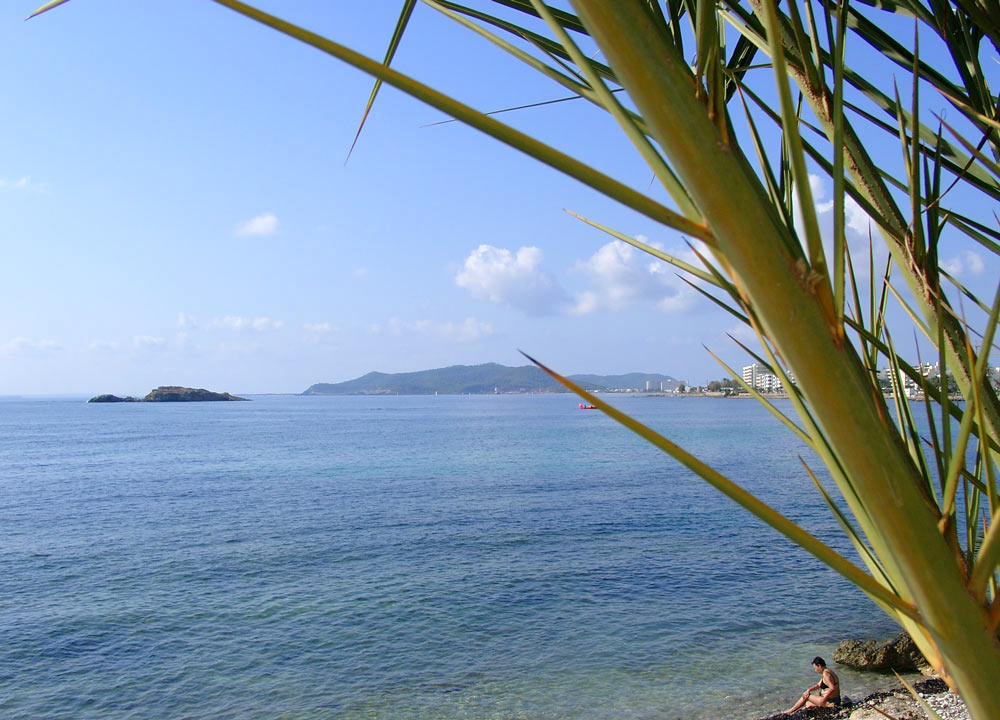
[1,395,906,719]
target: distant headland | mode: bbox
[302,363,680,396]
[88,386,249,403]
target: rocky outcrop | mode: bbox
[142,386,247,402]
[833,632,929,672]
[88,387,248,403]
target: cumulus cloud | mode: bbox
[304,322,332,333]
[384,317,494,343]
[177,312,197,329]
[0,337,58,355]
[235,212,279,237]
[805,173,890,282]
[569,239,695,315]
[809,173,826,202]
[215,315,284,331]
[811,173,874,237]
[942,250,986,277]
[455,244,567,316]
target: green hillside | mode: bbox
[302,363,679,395]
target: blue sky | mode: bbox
[1,1,996,394]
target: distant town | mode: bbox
[663,362,1000,399]
[300,361,999,397]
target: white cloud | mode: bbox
[132,335,166,349]
[252,317,283,331]
[725,323,760,346]
[569,239,695,315]
[808,173,826,200]
[805,173,889,284]
[218,316,249,330]
[0,176,31,190]
[177,312,197,329]
[455,244,567,316]
[844,201,874,237]
[0,175,50,192]
[235,212,279,237]
[303,322,339,345]
[572,290,599,316]
[385,316,494,343]
[214,315,284,331]
[942,250,986,278]
[387,317,422,336]
[0,337,58,355]
[810,173,874,237]
[450,317,494,342]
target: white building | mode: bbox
[878,367,919,398]
[742,363,785,394]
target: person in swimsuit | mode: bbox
[784,656,842,714]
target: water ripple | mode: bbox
[1,396,904,719]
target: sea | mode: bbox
[1,394,914,719]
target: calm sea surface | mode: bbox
[1,394,910,719]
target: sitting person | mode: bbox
[784,656,842,714]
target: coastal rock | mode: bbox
[757,679,964,720]
[833,632,928,672]
[142,386,247,402]
[88,387,248,403]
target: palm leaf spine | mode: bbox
[569,2,1000,715]
[741,0,1000,455]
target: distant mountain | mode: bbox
[302,363,680,396]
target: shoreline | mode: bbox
[755,677,968,720]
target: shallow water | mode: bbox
[1,394,908,719]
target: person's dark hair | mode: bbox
[812,657,826,667]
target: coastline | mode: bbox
[755,677,968,720]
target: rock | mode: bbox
[88,387,248,403]
[754,678,965,720]
[142,386,248,402]
[833,632,928,672]
[916,678,948,694]
[755,678,962,720]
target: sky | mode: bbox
[1,1,997,395]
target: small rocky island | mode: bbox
[88,386,249,403]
